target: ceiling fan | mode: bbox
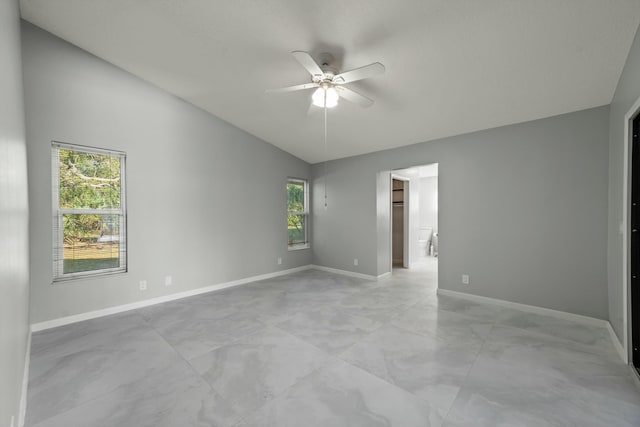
[267,51,385,109]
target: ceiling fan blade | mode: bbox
[334,85,374,108]
[292,51,324,78]
[333,62,385,84]
[266,82,319,93]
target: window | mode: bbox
[287,178,309,249]
[52,142,126,280]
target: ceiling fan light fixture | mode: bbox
[312,86,339,108]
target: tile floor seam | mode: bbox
[268,321,445,417]
[269,323,361,364]
[27,384,113,427]
[384,316,450,342]
[431,301,616,358]
[384,311,489,350]
[494,314,610,335]
[274,308,386,357]
[441,322,497,424]
[26,323,179,426]
[330,313,393,357]
[332,330,461,420]
[146,308,274,362]
[476,326,640,403]
[27,336,196,427]
[263,323,333,354]
[191,323,339,422]
[486,322,619,361]
[224,350,343,425]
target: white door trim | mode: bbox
[622,94,640,365]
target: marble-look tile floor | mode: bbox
[26,257,640,426]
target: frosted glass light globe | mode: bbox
[312,86,339,108]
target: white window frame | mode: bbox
[52,142,127,281]
[287,177,310,250]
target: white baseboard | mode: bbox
[607,322,628,364]
[19,329,31,427]
[30,264,381,332]
[435,288,636,365]
[436,288,608,328]
[31,265,313,332]
[309,264,377,281]
[437,288,632,363]
[377,271,392,280]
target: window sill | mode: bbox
[288,244,310,251]
[52,268,127,284]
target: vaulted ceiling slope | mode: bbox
[20,0,640,163]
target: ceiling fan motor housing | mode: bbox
[318,52,337,79]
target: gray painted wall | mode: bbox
[608,25,640,343]
[22,22,311,324]
[375,171,391,275]
[0,1,30,425]
[312,106,610,319]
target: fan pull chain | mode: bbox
[324,88,328,209]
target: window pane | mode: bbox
[59,149,121,209]
[287,181,305,212]
[62,214,121,274]
[288,214,306,245]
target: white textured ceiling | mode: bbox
[20,0,640,164]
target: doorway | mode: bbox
[377,165,438,279]
[391,177,409,268]
[384,164,439,276]
[631,112,640,372]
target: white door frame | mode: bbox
[622,94,640,365]
[390,174,410,269]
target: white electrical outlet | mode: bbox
[165,276,172,286]
[462,274,470,285]
[354,258,359,266]
[139,280,147,291]
[277,257,282,265]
